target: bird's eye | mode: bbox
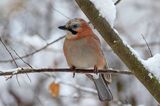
[71,24,79,30]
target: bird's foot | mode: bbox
[70,66,76,78]
[94,65,98,74]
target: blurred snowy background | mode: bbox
[0,0,159,106]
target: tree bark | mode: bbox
[75,0,160,103]
[0,68,132,76]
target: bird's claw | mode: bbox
[94,65,98,74]
[70,66,76,78]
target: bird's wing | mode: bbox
[91,34,101,45]
[91,34,112,83]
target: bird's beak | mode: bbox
[58,25,78,35]
[58,25,68,30]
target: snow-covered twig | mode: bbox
[0,67,132,77]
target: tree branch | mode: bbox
[114,0,122,5]
[0,35,65,63]
[0,67,132,76]
[75,0,160,103]
[0,41,159,63]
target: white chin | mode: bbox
[67,31,74,35]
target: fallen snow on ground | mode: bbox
[90,0,116,27]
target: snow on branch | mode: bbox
[142,54,160,81]
[89,0,116,27]
[75,0,160,102]
[0,67,132,77]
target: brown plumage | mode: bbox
[59,18,113,101]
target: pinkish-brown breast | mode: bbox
[63,35,106,69]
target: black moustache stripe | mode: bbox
[68,28,77,35]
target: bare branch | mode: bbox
[10,48,33,68]
[60,81,97,94]
[114,0,122,5]
[0,35,65,63]
[0,41,159,64]
[131,42,160,48]
[141,34,153,57]
[0,67,132,77]
[52,7,71,19]
[0,37,18,67]
[75,0,160,102]
[11,48,32,82]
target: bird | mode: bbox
[58,18,113,101]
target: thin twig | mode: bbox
[0,35,65,63]
[1,39,159,64]
[5,69,21,87]
[11,48,32,82]
[131,42,159,48]
[114,0,122,5]
[0,36,19,85]
[0,38,159,64]
[0,67,132,77]
[0,40,32,83]
[11,48,33,68]
[16,74,21,86]
[52,7,71,19]
[0,37,19,67]
[141,34,153,57]
[60,81,97,94]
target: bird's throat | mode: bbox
[66,34,73,39]
[68,28,77,35]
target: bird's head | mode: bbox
[58,18,92,38]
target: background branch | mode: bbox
[0,40,159,63]
[114,0,122,5]
[0,35,65,63]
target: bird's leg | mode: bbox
[94,65,98,74]
[70,66,76,78]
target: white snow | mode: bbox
[122,39,160,81]
[148,73,153,79]
[90,0,116,27]
[122,39,143,61]
[142,54,160,80]
[127,44,142,60]
[90,0,159,82]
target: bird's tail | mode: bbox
[92,74,113,101]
